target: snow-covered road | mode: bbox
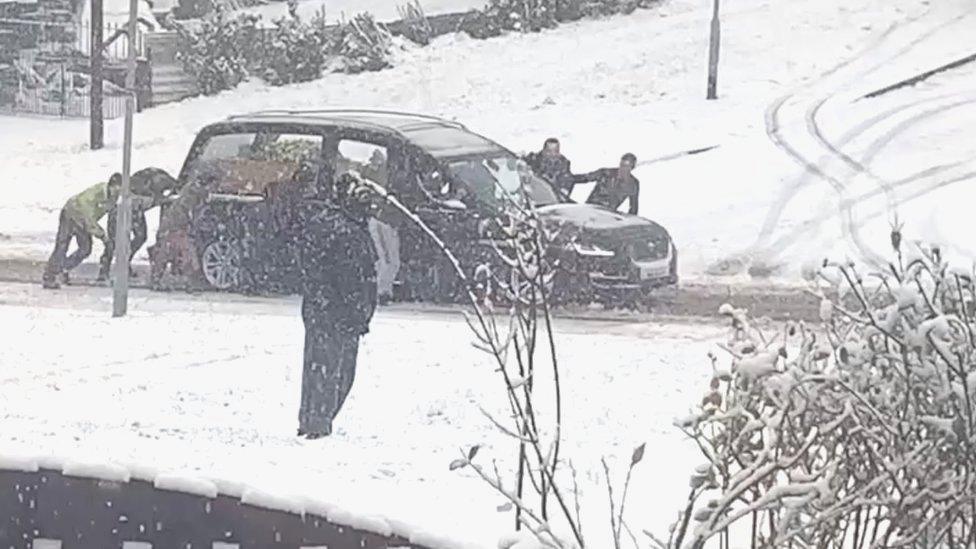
[0,282,726,546]
[2,0,974,284]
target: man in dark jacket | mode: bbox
[524,137,574,195]
[149,171,213,291]
[297,171,379,439]
[573,152,640,215]
[98,167,179,282]
[42,174,122,289]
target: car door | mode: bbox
[329,128,408,295]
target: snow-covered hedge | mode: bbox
[174,8,261,95]
[667,234,976,548]
[460,0,655,39]
[175,8,400,93]
[173,0,662,95]
[256,11,331,85]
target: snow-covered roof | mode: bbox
[221,110,509,158]
[0,453,482,549]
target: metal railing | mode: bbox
[77,20,148,60]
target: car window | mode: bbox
[188,131,323,195]
[337,139,389,188]
[446,154,561,211]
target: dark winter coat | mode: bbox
[298,202,379,336]
[524,151,574,194]
[131,167,178,206]
[574,168,640,215]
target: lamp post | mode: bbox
[706,0,721,100]
[112,0,138,317]
[89,0,103,149]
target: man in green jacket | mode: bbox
[42,174,122,289]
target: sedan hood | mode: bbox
[535,203,669,240]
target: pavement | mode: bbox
[0,256,822,322]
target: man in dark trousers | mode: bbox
[98,167,179,282]
[573,152,641,215]
[42,174,122,289]
[524,137,574,195]
[297,171,379,439]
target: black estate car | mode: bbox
[166,109,678,302]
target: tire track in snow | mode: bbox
[758,6,972,240]
[740,7,976,273]
[749,97,976,262]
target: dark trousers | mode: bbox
[299,307,361,436]
[98,207,148,277]
[43,209,93,281]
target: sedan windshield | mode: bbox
[446,154,562,210]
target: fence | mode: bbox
[2,85,128,117]
[0,55,151,117]
[0,466,434,549]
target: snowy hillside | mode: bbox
[1,0,974,283]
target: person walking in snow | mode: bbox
[97,167,179,282]
[524,137,574,196]
[573,152,641,215]
[42,173,122,289]
[296,171,378,439]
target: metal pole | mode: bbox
[112,0,138,317]
[706,0,721,100]
[90,0,104,149]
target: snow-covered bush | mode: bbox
[256,10,331,86]
[174,9,260,95]
[396,0,433,46]
[331,13,397,74]
[462,0,559,38]
[666,234,976,548]
[461,0,658,38]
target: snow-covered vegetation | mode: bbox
[668,235,976,548]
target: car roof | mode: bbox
[217,109,511,159]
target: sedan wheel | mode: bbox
[201,239,241,290]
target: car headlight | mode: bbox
[571,241,615,258]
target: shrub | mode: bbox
[667,235,976,548]
[463,0,559,38]
[396,0,433,46]
[256,10,331,86]
[332,13,396,74]
[174,9,260,95]
[460,0,657,38]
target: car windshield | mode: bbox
[446,154,562,210]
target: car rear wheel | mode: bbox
[201,239,241,290]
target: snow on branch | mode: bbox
[658,231,976,549]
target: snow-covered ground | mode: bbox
[0,281,725,546]
[1,0,974,281]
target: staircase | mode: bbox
[151,61,196,104]
[145,30,196,105]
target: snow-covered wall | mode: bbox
[0,455,478,549]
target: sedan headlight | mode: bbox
[571,241,615,258]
